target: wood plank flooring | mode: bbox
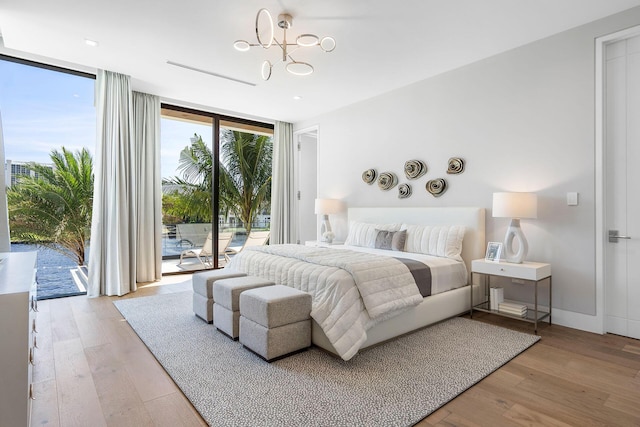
[31,275,640,427]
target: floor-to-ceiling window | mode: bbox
[0,55,95,299]
[160,105,273,274]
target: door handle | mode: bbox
[609,230,631,243]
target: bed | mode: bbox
[226,207,485,360]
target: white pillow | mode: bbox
[403,224,466,261]
[344,221,401,248]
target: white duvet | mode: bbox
[226,244,425,360]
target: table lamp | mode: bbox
[314,198,342,243]
[492,192,537,263]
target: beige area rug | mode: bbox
[114,291,539,427]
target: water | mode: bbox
[10,243,85,300]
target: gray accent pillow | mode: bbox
[374,229,406,251]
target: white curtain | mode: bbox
[88,70,137,297]
[133,92,162,283]
[0,110,10,252]
[270,121,296,244]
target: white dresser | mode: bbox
[0,251,38,427]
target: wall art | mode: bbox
[426,178,447,197]
[398,183,412,199]
[447,157,465,174]
[362,168,377,184]
[377,172,398,191]
[404,160,427,180]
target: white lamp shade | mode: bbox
[314,198,342,215]
[492,192,537,219]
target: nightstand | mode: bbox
[304,240,344,247]
[470,259,552,333]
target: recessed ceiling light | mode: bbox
[293,96,302,100]
[84,38,99,47]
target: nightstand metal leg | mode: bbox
[470,272,474,318]
[549,276,552,326]
[534,279,538,334]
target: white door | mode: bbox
[295,130,318,244]
[604,34,640,339]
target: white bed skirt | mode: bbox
[311,285,471,355]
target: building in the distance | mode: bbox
[5,159,54,187]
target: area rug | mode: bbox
[114,291,539,427]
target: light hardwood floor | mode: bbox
[32,276,640,427]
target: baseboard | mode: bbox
[551,308,604,334]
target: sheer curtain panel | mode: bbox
[0,111,10,252]
[133,92,162,283]
[88,70,137,297]
[270,121,296,244]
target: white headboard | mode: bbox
[347,207,486,277]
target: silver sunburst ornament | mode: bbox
[426,178,447,197]
[447,157,465,174]
[398,183,412,199]
[362,169,377,184]
[404,160,427,180]
[378,172,398,191]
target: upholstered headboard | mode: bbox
[347,207,486,277]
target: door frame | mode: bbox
[293,125,319,244]
[595,25,640,334]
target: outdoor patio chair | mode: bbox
[179,231,234,268]
[224,230,270,262]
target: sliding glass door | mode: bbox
[160,106,273,273]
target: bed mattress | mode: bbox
[335,244,468,295]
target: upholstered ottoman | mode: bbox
[239,285,312,362]
[213,276,275,339]
[192,269,247,323]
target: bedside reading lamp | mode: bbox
[492,192,537,263]
[314,198,342,243]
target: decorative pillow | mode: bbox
[403,225,466,260]
[344,221,401,247]
[392,229,407,251]
[374,230,393,250]
[374,229,407,251]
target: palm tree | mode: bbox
[8,147,93,265]
[162,131,272,234]
[162,135,213,223]
[219,130,272,235]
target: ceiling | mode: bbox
[1,0,640,123]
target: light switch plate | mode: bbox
[567,192,578,206]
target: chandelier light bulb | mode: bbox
[256,8,274,49]
[296,34,319,47]
[234,40,250,52]
[261,60,273,81]
[320,36,336,52]
[286,61,314,76]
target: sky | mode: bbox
[0,59,211,179]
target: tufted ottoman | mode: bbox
[192,269,246,323]
[239,285,312,362]
[213,276,275,339]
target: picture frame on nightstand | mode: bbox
[485,242,502,262]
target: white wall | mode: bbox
[295,7,640,319]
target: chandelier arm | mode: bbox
[272,38,292,62]
[285,46,301,56]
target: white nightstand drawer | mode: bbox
[471,259,551,281]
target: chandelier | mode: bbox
[233,8,336,81]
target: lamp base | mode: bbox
[503,218,528,263]
[320,214,333,243]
